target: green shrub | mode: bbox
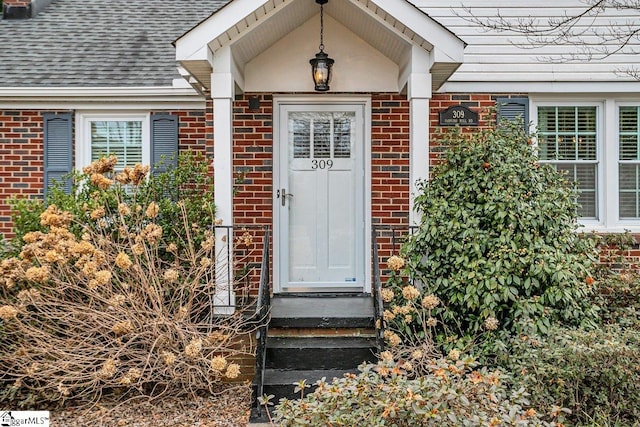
[272,353,566,426]
[391,121,598,346]
[497,325,640,425]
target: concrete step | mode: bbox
[265,336,377,370]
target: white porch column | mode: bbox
[211,47,236,314]
[408,47,432,226]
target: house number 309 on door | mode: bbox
[311,159,333,170]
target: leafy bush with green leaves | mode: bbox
[271,353,566,426]
[496,325,640,426]
[393,121,598,344]
[8,150,214,258]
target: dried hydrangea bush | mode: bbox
[0,157,255,406]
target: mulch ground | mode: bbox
[50,386,252,427]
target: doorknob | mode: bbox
[281,188,294,207]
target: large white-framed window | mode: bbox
[533,98,640,232]
[76,112,151,171]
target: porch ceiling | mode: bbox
[175,0,465,94]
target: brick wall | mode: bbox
[0,111,46,237]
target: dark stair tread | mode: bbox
[267,336,376,349]
[264,368,354,386]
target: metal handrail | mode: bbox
[253,226,271,417]
[372,227,385,352]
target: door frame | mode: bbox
[273,95,372,294]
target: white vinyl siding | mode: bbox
[416,1,640,86]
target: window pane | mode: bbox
[291,118,310,159]
[313,119,331,159]
[333,115,352,159]
[619,107,640,218]
[538,106,598,219]
[90,120,143,169]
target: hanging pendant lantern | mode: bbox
[310,0,334,92]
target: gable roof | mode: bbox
[0,0,228,87]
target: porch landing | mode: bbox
[270,295,374,328]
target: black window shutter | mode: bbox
[496,97,529,132]
[151,114,179,175]
[43,112,73,196]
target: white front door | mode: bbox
[277,103,365,292]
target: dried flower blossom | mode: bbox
[40,205,74,228]
[108,294,126,308]
[383,330,402,347]
[421,294,440,310]
[448,349,461,361]
[404,314,413,322]
[225,363,241,379]
[210,355,228,372]
[207,331,229,344]
[484,316,499,331]
[25,266,50,283]
[380,351,394,362]
[94,270,112,286]
[167,243,178,254]
[162,351,176,366]
[17,288,40,302]
[411,349,423,360]
[98,358,117,379]
[185,338,202,359]
[402,285,420,301]
[383,310,395,322]
[119,367,142,385]
[116,164,149,185]
[112,320,134,335]
[90,173,113,190]
[90,207,106,220]
[115,252,132,270]
[200,257,211,268]
[426,317,438,327]
[163,269,179,283]
[387,255,405,272]
[131,243,145,256]
[83,155,118,174]
[236,232,253,247]
[118,203,131,216]
[0,305,18,321]
[214,218,223,226]
[141,223,162,244]
[44,250,65,264]
[81,260,98,277]
[145,202,159,219]
[381,288,394,303]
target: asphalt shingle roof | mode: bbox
[0,0,230,87]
